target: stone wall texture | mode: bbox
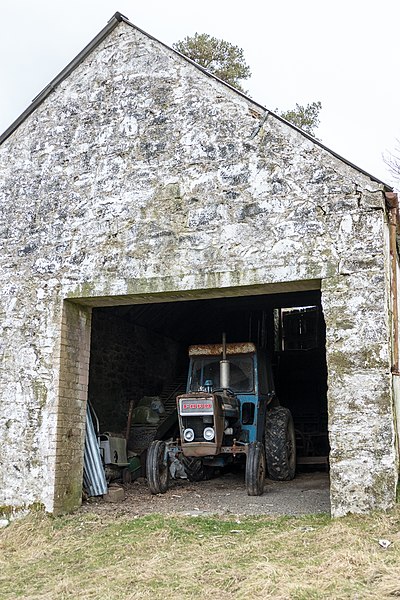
[88,308,183,433]
[0,19,398,515]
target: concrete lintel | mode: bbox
[67,278,321,308]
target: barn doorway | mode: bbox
[86,288,328,489]
[54,282,330,514]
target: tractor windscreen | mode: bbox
[189,355,254,393]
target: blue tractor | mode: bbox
[146,335,296,495]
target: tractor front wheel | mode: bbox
[245,441,266,496]
[265,407,296,481]
[146,440,169,494]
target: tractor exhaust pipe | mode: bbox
[220,332,230,390]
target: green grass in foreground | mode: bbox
[0,507,399,599]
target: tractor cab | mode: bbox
[185,343,276,447]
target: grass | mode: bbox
[1,507,400,599]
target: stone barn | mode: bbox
[0,13,399,517]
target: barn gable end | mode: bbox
[0,15,398,517]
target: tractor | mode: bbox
[146,335,296,495]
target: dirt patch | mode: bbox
[81,470,330,517]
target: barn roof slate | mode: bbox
[0,12,393,191]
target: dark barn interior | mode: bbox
[87,289,329,472]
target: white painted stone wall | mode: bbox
[0,20,398,515]
[391,255,400,466]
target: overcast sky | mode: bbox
[1,0,399,186]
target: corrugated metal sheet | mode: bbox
[83,404,107,497]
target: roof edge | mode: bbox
[122,15,393,191]
[271,112,393,191]
[0,12,124,145]
[0,12,393,191]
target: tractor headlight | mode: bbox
[203,427,215,441]
[183,428,195,442]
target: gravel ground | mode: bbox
[81,470,330,517]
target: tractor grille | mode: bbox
[182,416,212,441]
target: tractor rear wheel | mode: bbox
[146,440,169,494]
[245,441,266,496]
[265,407,296,481]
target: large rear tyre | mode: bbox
[265,407,296,481]
[146,440,169,494]
[245,441,266,496]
